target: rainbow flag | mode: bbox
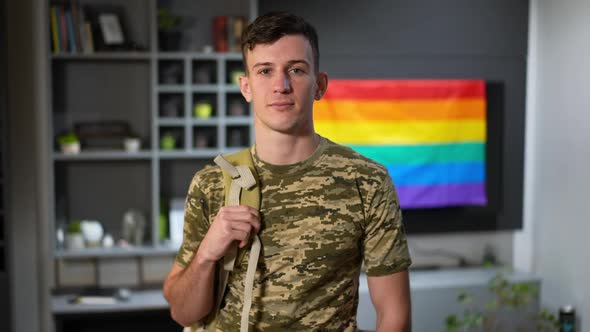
[314,79,487,209]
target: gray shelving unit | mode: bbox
[47,0,256,272]
[54,245,177,259]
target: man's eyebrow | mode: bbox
[252,62,273,69]
[286,59,310,67]
[251,60,310,69]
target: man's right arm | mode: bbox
[163,249,216,326]
[163,205,261,327]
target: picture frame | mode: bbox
[85,5,129,51]
[98,13,124,46]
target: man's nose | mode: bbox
[272,71,291,93]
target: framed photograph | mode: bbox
[98,13,124,45]
[85,5,129,50]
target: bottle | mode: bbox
[559,305,576,332]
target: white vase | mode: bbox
[65,233,85,250]
[124,138,141,152]
[61,142,80,155]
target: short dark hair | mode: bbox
[241,12,320,73]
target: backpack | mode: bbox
[184,148,261,332]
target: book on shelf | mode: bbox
[58,6,67,52]
[213,16,228,52]
[50,6,60,53]
[49,0,94,54]
[65,11,77,53]
[228,16,246,53]
[70,0,82,52]
[213,16,247,53]
[83,22,95,53]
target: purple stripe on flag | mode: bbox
[397,183,487,209]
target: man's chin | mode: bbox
[268,124,307,136]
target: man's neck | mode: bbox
[254,130,320,166]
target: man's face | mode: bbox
[239,35,327,135]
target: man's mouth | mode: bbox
[268,101,295,110]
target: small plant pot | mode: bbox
[65,233,85,250]
[61,142,80,155]
[124,138,141,152]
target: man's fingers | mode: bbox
[220,205,260,218]
[217,208,261,233]
[231,229,250,247]
[230,220,254,233]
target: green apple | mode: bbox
[160,134,176,150]
[194,102,213,118]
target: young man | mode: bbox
[164,12,412,331]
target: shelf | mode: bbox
[157,148,251,159]
[225,117,252,125]
[54,245,178,259]
[52,288,168,315]
[156,85,186,93]
[159,146,252,159]
[189,85,219,93]
[158,118,189,126]
[157,52,242,60]
[53,151,153,161]
[51,52,152,61]
[158,118,224,126]
[191,119,219,126]
[158,150,219,159]
[223,85,242,93]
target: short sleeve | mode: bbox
[174,174,211,268]
[362,174,412,276]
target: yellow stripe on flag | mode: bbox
[315,120,486,144]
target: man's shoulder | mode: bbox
[320,138,389,182]
[188,164,224,197]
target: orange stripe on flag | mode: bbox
[313,98,486,122]
[315,120,486,144]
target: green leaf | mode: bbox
[458,291,473,304]
[57,132,79,144]
[484,300,497,311]
[445,315,461,332]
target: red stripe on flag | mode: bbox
[323,79,485,100]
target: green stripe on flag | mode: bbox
[349,143,485,165]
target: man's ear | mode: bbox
[314,72,329,100]
[239,75,252,102]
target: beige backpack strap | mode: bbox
[214,154,261,332]
[240,236,261,331]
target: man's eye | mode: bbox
[258,68,271,75]
[290,68,305,74]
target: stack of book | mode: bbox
[49,0,94,54]
[213,16,246,53]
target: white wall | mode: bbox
[517,0,590,328]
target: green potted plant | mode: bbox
[158,8,182,51]
[57,132,80,155]
[445,272,559,332]
[65,220,85,250]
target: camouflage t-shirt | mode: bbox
[175,136,411,331]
